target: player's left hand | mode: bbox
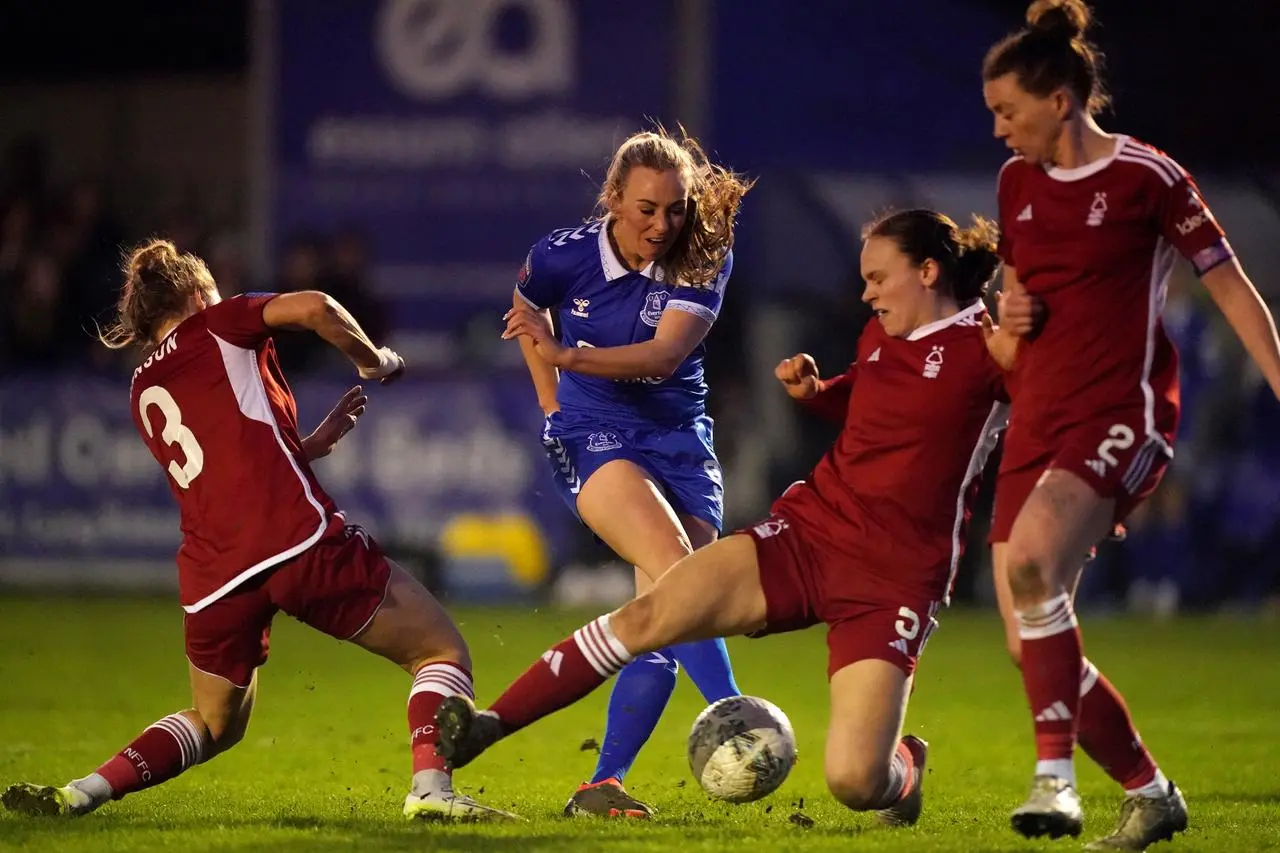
[303,385,367,461]
[502,306,565,365]
[981,315,1020,372]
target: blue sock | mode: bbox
[590,650,678,784]
[670,637,740,703]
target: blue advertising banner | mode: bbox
[0,374,576,599]
[270,0,675,321]
[710,1,1005,173]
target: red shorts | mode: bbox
[183,522,392,687]
[740,517,941,678]
[991,409,1173,543]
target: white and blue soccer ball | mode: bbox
[687,695,797,803]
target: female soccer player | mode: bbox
[1,240,512,822]
[500,126,753,818]
[438,209,1018,826]
[981,1,1280,847]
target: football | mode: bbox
[687,695,797,803]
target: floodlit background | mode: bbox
[1,0,1277,614]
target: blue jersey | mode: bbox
[515,218,731,531]
[515,219,731,428]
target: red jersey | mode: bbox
[996,136,1234,447]
[774,301,1009,603]
[129,294,340,613]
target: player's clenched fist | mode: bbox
[995,287,1044,338]
[357,346,406,385]
[775,353,822,400]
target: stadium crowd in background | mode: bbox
[0,129,1276,616]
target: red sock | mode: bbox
[409,662,473,775]
[489,615,633,735]
[1077,658,1158,789]
[95,713,206,799]
[1017,593,1083,766]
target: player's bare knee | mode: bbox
[640,540,694,582]
[825,761,884,811]
[1007,556,1050,604]
[440,640,471,673]
[200,709,247,756]
[429,619,471,668]
[404,628,471,675]
[610,595,657,653]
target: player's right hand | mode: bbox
[357,346,406,385]
[775,353,822,400]
[996,289,1045,338]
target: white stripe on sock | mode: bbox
[409,663,474,701]
[409,675,470,701]
[585,620,623,669]
[412,666,472,697]
[148,714,204,770]
[1016,593,1079,640]
[154,719,195,768]
[573,616,631,676]
[149,720,190,767]
[173,715,204,767]
[581,620,620,672]
[573,625,614,676]
[593,615,633,667]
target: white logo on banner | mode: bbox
[376,0,573,101]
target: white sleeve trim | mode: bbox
[515,288,547,311]
[666,300,717,325]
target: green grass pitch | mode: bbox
[1,595,1278,851]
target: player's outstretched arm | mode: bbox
[776,353,854,424]
[263,291,404,384]
[300,385,368,462]
[509,290,560,416]
[1200,259,1280,401]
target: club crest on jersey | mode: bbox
[923,345,944,379]
[517,249,533,287]
[752,517,789,539]
[640,290,669,327]
[571,298,590,318]
[586,431,622,452]
[1087,192,1108,227]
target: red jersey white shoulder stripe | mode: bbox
[1116,140,1187,187]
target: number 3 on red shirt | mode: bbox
[139,386,205,489]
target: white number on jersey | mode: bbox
[551,222,600,247]
[139,386,205,489]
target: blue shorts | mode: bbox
[541,411,723,532]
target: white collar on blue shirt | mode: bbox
[598,217,667,282]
